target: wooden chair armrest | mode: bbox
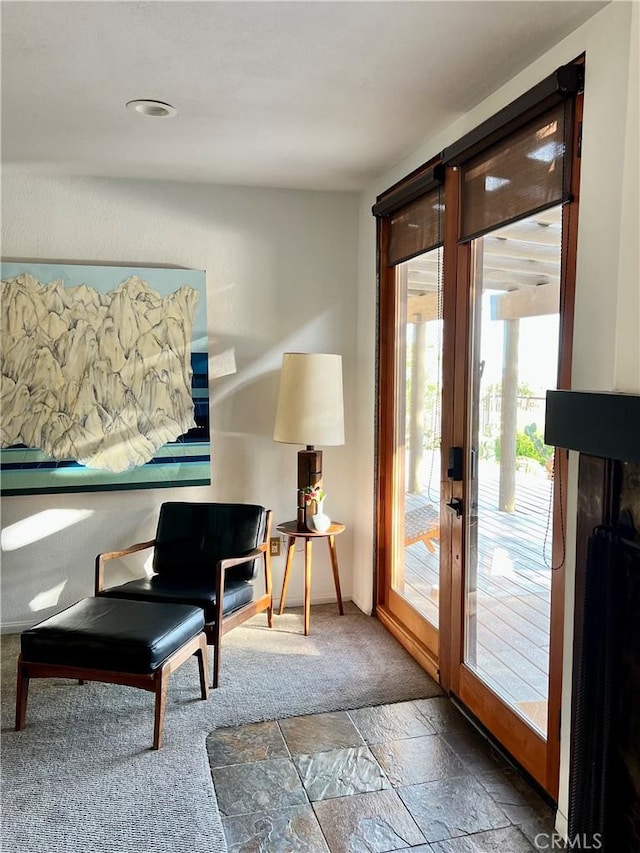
[95,540,156,594]
[213,546,267,633]
[217,546,265,573]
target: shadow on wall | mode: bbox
[211,305,345,450]
[211,364,281,507]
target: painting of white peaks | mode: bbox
[0,263,210,495]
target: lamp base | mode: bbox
[297,447,323,531]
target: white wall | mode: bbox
[354,0,639,832]
[614,0,640,393]
[0,170,360,629]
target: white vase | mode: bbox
[311,501,331,532]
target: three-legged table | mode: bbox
[276,521,345,635]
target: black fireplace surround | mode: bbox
[545,390,640,852]
[545,390,640,464]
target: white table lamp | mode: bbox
[274,352,345,530]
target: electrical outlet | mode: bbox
[269,537,281,557]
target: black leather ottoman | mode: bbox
[16,597,209,749]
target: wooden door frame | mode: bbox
[374,82,582,799]
[445,89,583,796]
[375,204,441,683]
[438,164,463,694]
[544,87,583,797]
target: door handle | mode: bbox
[446,498,463,518]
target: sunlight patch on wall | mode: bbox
[29,580,67,612]
[1,508,95,551]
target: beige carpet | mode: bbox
[1,603,441,853]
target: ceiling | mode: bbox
[1,1,606,192]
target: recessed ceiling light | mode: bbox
[126,99,177,118]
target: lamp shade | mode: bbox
[274,353,345,446]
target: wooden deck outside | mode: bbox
[400,459,552,735]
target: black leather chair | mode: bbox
[95,502,273,687]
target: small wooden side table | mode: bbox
[276,521,345,636]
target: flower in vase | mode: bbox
[303,485,326,505]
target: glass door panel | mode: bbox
[464,207,562,738]
[392,247,443,630]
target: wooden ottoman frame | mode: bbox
[15,631,209,749]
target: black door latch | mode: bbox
[447,447,463,481]
[446,498,463,518]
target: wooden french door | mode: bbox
[378,197,575,797]
[445,85,582,797]
[447,202,571,796]
[376,231,446,683]
[375,63,582,798]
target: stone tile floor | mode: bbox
[206,697,557,852]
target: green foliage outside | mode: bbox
[494,422,554,467]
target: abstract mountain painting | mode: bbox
[0,262,210,494]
